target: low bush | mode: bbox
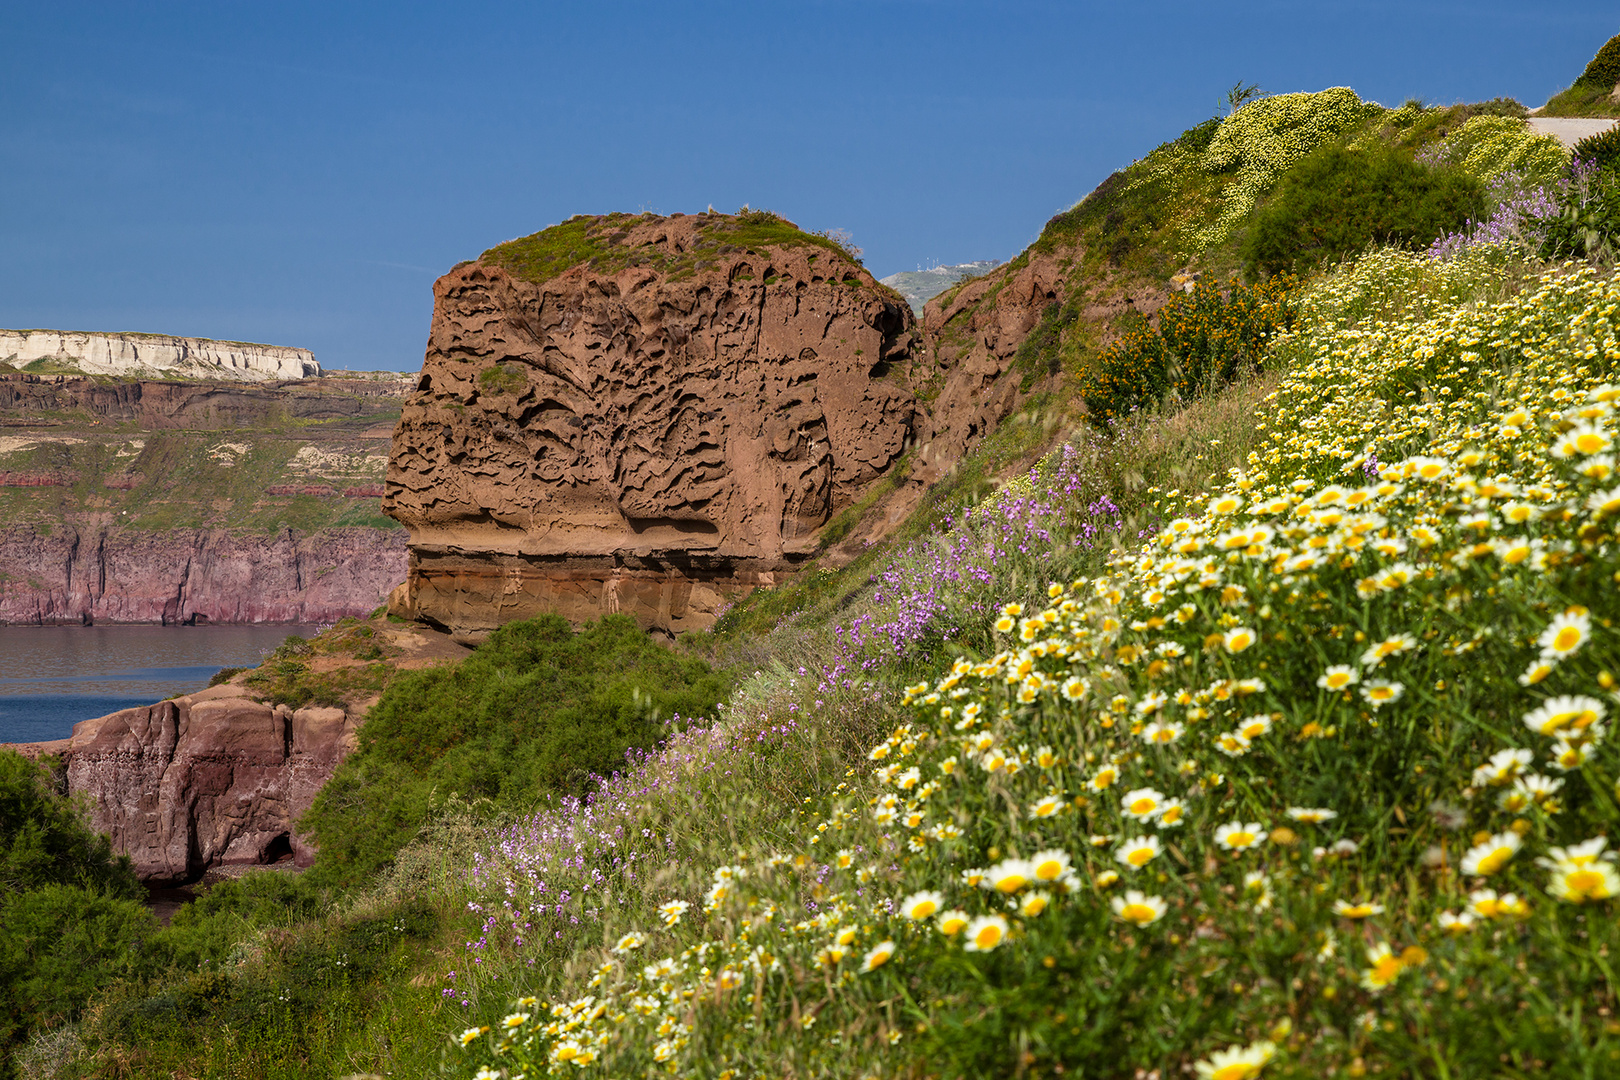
[0,751,150,1067]
[1538,160,1620,262]
[1577,33,1620,91]
[1,751,140,899]
[1079,275,1296,421]
[206,665,246,687]
[0,885,158,1052]
[1574,125,1620,175]
[1242,143,1485,278]
[156,872,327,972]
[301,613,727,886]
[86,890,453,1079]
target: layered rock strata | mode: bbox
[0,329,319,381]
[0,525,406,625]
[0,370,406,428]
[385,213,921,637]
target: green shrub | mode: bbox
[207,665,246,687]
[1539,162,1620,261]
[155,873,326,972]
[0,885,159,1050]
[89,892,449,1078]
[1576,33,1620,89]
[301,613,726,886]
[477,362,527,397]
[1574,124,1620,174]
[0,752,153,1063]
[1079,275,1296,420]
[1242,143,1486,278]
[0,750,139,899]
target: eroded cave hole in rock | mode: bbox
[262,832,295,865]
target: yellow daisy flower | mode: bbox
[1194,1039,1277,1080]
[1461,831,1521,876]
[962,914,1009,952]
[1115,835,1163,870]
[1110,890,1167,926]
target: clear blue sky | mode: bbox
[1,2,1612,371]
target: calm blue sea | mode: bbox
[0,625,320,745]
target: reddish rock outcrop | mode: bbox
[46,685,352,883]
[0,471,72,487]
[385,213,922,638]
[0,524,407,625]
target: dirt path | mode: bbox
[1527,117,1617,148]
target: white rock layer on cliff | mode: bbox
[0,329,320,381]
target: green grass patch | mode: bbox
[301,614,726,888]
[477,209,870,288]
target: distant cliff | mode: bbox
[0,369,412,624]
[880,260,1002,315]
[0,524,406,625]
[0,369,407,428]
[0,328,320,381]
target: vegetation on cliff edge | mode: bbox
[478,209,882,290]
[301,613,727,889]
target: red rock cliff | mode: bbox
[0,524,406,625]
[385,212,921,638]
[53,685,353,884]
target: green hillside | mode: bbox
[1541,32,1620,117]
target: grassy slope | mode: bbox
[716,93,1531,646]
[1541,33,1620,117]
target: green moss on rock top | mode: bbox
[477,209,868,286]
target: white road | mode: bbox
[1526,117,1618,148]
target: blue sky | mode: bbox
[1,2,1612,371]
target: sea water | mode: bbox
[0,624,321,745]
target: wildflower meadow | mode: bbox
[443,240,1620,1080]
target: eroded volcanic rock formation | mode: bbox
[386,212,924,637]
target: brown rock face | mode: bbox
[385,213,920,638]
[58,685,354,884]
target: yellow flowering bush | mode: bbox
[1191,88,1381,251]
[456,251,1620,1078]
[1424,114,1569,189]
